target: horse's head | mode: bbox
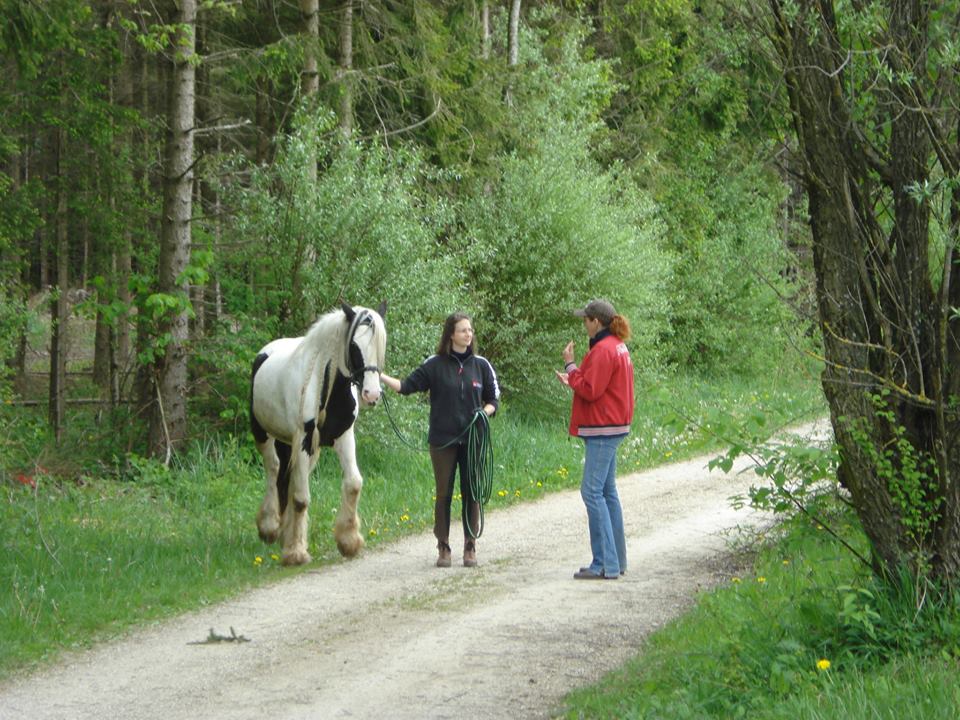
[343,301,387,407]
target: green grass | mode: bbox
[558,503,960,719]
[0,365,824,680]
[764,656,960,720]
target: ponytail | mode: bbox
[609,314,631,342]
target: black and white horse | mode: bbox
[250,302,387,565]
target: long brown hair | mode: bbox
[608,314,631,342]
[436,312,475,355]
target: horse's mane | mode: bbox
[300,306,386,378]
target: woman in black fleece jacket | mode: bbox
[380,312,500,568]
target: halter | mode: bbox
[345,309,381,386]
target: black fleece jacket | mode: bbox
[399,350,501,446]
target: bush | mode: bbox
[458,18,672,396]
[214,107,461,378]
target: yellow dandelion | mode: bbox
[782,559,790,565]
[270,553,280,562]
[731,577,742,584]
[400,514,410,522]
[665,451,673,458]
[536,481,542,488]
[816,658,831,671]
[757,576,766,584]
[253,556,263,566]
[368,528,378,537]
[498,490,507,497]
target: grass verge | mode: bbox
[558,501,960,719]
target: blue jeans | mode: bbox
[580,434,627,576]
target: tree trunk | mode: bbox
[505,0,521,106]
[298,0,319,198]
[48,125,69,443]
[6,144,28,381]
[481,1,491,60]
[337,0,354,137]
[508,0,521,66]
[93,306,111,390]
[116,23,137,393]
[148,0,197,461]
[300,0,320,101]
[766,0,960,586]
[255,76,273,165]
[205,133,223,330]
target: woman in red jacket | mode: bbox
[556,299,634,580]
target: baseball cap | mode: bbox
[572,299,615,324]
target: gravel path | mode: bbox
[0,420,828,720]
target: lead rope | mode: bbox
[380,391,494,539]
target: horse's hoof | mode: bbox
[281,549,311,566]
[256,510,281,544]
[258,527,279,544]
[336,533,365,558]
[256,519,280,544]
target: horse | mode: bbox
[250,301,387,566]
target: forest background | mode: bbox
[9,1,960,715]
[0,0,808,454]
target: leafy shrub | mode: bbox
[215,107,461,377]
[459,18,672,396]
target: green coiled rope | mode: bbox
[463,410,493,539]
[381,392,494,539]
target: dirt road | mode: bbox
[0,421,827,720]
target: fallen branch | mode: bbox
[188,627,251,645]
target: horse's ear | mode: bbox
[341,302,356,323]
[376,300,387,319]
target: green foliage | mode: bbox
[189,313,272,434]
[215,106,460,374]
[647,133,801,375]
[461,134,670,394]
[458,17,672,394]
[846,393,943,552]
[765,656,960,720]
[0,291,26,395]
[586,0,807,376]
[715,423,839,517]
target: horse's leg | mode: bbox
[333,426,365,558]
[280,424,317,566]
[255,438,282,544]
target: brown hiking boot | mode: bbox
[463,540,477,567]
[436,542,452,568]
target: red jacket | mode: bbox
[566,331,634,437]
